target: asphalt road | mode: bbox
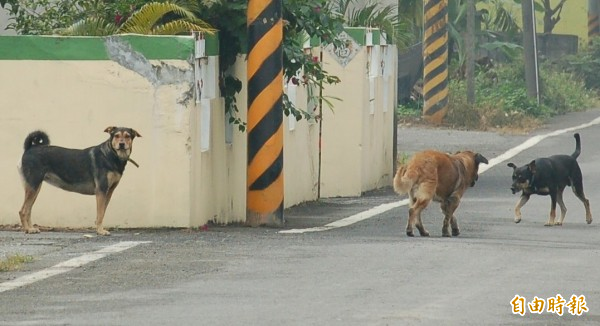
[2,109,600,325]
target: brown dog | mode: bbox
[393,150,488,237]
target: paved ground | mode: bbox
[2,109,600,325]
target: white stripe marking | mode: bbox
[0,241,150,293]
[280,116,600,234]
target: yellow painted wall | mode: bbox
[0,32,396,230]
[491,1,588,43]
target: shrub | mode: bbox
[551,37,600,91]
[414,59,599,131]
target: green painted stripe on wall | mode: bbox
[0,36,109,60]
[0,34,219,60]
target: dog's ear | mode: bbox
[507,162,517,170]
[104,126,117,134]
[130,129,142,138]
[528,160,537,174]
[475,153,489,165]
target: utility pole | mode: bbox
[423,0,449,124]
[521,0,540,104]
[246,0,284,227]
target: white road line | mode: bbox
[0,241,151,293]
[280,117,600,234]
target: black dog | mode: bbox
[18,127,141,235]
[507,133,592,226]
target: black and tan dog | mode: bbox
[507,133,592,226]
[393,150,488,237]
[18,127,141,235]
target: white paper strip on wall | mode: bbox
[286,81,298,131]
[382,47,389,113]
[225,111,233,144]
[369,76,375,115]
[303,31,311,49]
[194,33,206,59]
[200,98,211,152]
[366,28,373,46]
[202,56,217,99]
[194,60,202,103]
[369,45,380,78]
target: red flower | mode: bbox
[314,6,321,13]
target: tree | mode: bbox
[540,0,567,34]
[0,0,142,35]
[193,0,346,127]
[329,0,416,49]
[55,2,215,36]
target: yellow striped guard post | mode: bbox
[423,0,449,124]
[246,0,284,226]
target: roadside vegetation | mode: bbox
[398,52,600,132]
[0,254,34,272]
[398,1,600,132]
[2,0,598,132]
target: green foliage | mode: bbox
[54,17,118,36]
[448,0,522,68]
[551,37,600,91]
[539,67,597,115]
[118,2,214,34]
[329,0,415,49]
[282,0,345,120]
[1,0,143,34]
[195,0,346,129]
[54,2,215,36]
[192,0,246,129]
[442,59,598,130]
[396,100,422,119]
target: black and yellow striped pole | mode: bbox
[246,0,284,226]
[423,0,449,124]
[589,0,600,41]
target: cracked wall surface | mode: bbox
[105,36,195,88]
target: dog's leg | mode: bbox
[572,185,592,224]
[514,195,530,223]
[415,213,429,237]
[450,197,461,236]
[407,199,430,237]
[546,193,558,226]
[95,186,117,236]
[95,192,110,236]
[19,184,42,234]
[406,207,416,237]
[554,189,567,226]
[441,196,461,237]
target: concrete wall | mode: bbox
[0,30,395,230]
[320,28,397,197]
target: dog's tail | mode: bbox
[23,131,50,151]
[393,165,417,195]
[571,133,581,159]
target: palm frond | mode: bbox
[54,17,117,36]
[151,19,215,35]
[118,2,215,34]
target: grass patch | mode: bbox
[0,254,34,272]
